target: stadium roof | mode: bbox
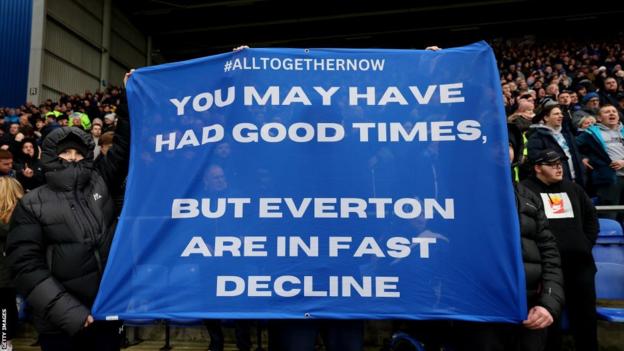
[115,0,624,63]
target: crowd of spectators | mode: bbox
[494,38,624,211]
[494,38,624,120]
[0,87,121,192]
[0,38,622,351]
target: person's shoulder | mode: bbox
[516,182,540,203]
[20,185,50,205]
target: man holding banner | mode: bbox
[6,74,130,350]
[451,128,563,351]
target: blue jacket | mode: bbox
[576,124,624,186]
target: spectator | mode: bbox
[453,126,564,351]
[577,116,597,131]
[13,138,45,192]
[522,149,599,351]
[0,177,24,351]
[0,150,15,178]
[527,104,585,186]
[6,76,130,350]
[572,92,601,129]
[557,90,578,135]
[508,98,535,132]
[577,105,624,220]
[98,131,114,157]
[3,109,19,127]
[103,113,116,133]
[599,76,621,109]
[57,114,69,127]
[91,119,103,158]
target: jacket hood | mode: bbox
[41,127,95,172]
[41,127,95,191]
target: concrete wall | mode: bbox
[28,0,147,104]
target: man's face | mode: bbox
[91,125,102,138]
[547,84,559,96]
[0,158,13,174]
[204,166,227,192]
[19,115,29,125]
[599,106,620,128]
[9,124,19,135]
[586,98,600,110]
[535,161,563,184]
[557,93,571,106]
[58,148,84,162]
[605,78,618,93]
[22,142,34,157]
[543,107,563,128]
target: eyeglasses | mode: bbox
[539,162,563,169]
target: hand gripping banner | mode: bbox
[93,41,527,322]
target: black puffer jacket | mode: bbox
[515,183,564,320]
[6,105,129,336]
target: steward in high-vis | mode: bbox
[6,88,130,350]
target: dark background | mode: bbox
[115,0,624,63]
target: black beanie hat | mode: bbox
[56,132,88,157]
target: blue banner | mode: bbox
[92,41,527,322]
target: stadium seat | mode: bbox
[597,218,624,244]
[596,308,624,323]
[390,332,426,351]
[592,245,624,264]
[594,262,624,323]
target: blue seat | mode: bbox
[594,262,624,323]
[592,245,624,265]
[596,307,624,323]
[595,262,624,299]
[390,332,426,351]
[597,218,624,244]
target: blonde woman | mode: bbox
[0,177,24,351]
